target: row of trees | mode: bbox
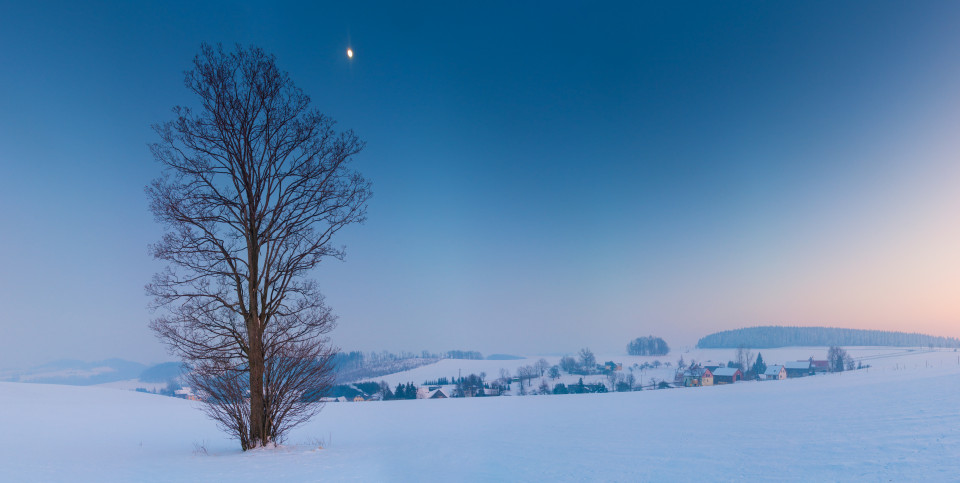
[383,382,419,400]
[445,350,484,360]
[559,348,598,375]
[698,326,960,349]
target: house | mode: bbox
[711,367,742,384]
[703,362,723,373]
[603,361,623,372]
[174,387,201,401]
[352,395,366,402]
[427,388,448,399]
[810,359,830,373]
[682,367,713,387]
[763,365,786,380]
[784,361,812,378]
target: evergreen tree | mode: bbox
[752,353,767,376]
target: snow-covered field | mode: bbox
[2,347,958,481]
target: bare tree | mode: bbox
[578,348,596,374]
[536,358,550,377]
[548,365,560,380]
[735,345,753,378]
[538,378,550,395]
[499,368,511,387]
[828,346,853,372]
[606,371,619,391]
[147,44,370,450]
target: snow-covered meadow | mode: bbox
[2,347,958,481]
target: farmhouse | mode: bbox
[810,360,830,373]
[427,388,449,399]
[682,367,713,387]
[764,365,786,380]
[603,361,623,372]
[711,367,742,384]
[173,387,201,401]
[784,361,812,378]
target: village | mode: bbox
[220,347,866,403]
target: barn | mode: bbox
[711,367,742,384]
[785,361,812,378]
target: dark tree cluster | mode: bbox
[386,382,418,400]
[445,350,484,360]
[353,382,382,396]
[697,326,960,349]
[556,348,599,375]
[627,336,670,356]
[455,373,486,397]
[564,378,608,394]
[827,346,855,372]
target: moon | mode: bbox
[346,48,353,59]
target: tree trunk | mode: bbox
[248,317,265,448]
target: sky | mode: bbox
[1,1,960,368]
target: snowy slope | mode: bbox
[2,349,959,481]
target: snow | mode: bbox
[2,347,959,481]
[94,378,169,392]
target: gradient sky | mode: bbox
[2,1,960,368]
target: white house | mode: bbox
[763,365,786,380]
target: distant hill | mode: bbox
[486,354,525,360]
[697,326,960,349]
[139,362,189,382]
[1,358,148,385]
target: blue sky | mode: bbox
[2,1,960,367]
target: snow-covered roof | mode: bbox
[785,361,811,370]
[712,367,740,377]
[683,367,710,377]
[764,365,785,376]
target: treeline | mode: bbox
[333,349,485,382]
[627,336,670,356]
[697,326,960,349]
[445,350,483,360]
